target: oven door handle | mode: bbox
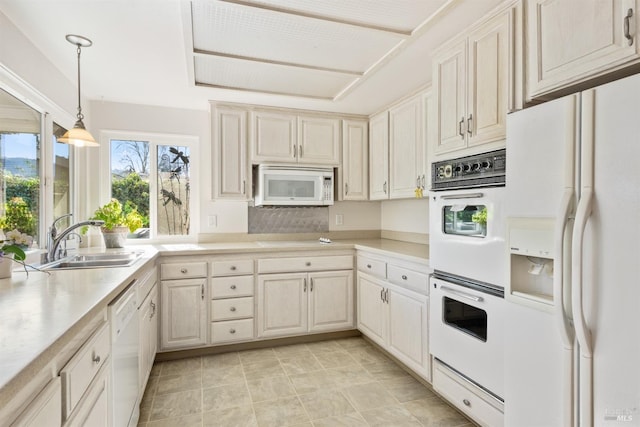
[440,286,484,303]
[440,192,484,200]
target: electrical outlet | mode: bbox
[208,215,217,227]
[335,214,344,226]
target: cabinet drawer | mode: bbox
[433,360,503,427]
[211,318,254,344]
[211,297,254,321]
[161,262,207,279]
[387,264,428,294]
[211,276,254,299]
[212,259,254,276]
[11,377,61,427]
[60,322,110,419]
[258,255,353,273]
[357,255,386,278]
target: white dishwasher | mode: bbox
[110,280,140,427]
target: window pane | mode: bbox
[157,145,190,235]
[53,123,70,220]
[110,140,150,237]
[0,90,40,246]
[443,204,487,237]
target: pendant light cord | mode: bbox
[76,45,84,122]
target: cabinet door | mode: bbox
[65,362,110,427]
[139,285,158,397]
[356,273,387,347]
[341,119,369,201]
[467,10,510,148]
[527,0,639,98]
[369,112,389,200]
[297,116,340,165]
[160,278,207,350]
[251,110,297,162]
[387,285,429,380]
[11,377,61,427]
[308,270,354,332]
[434,39,467,155]
[213,106,248,200]
[258,273,307,338]
[389,95,423,199]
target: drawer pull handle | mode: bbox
[230,266,237,271]
[230,285,237,290]
[463,399,471,407]
[229,328,236,334]
[181,268,187,274]
[92,354,101,364]
[305,262,311,267]
[402,275,408,280]
[230,307,236,312]
[367,264,372,269]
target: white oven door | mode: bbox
[430,276,505,399]
[429,187,506,287]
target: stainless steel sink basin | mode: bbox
[42,251,144,270]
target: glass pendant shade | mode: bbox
[61,34,98,147]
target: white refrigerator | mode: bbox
[503,72,640,427]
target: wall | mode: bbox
[381,198,429,238]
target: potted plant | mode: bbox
[0,230,29,279]
[91,199,143,248]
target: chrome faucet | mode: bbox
[44,214,105,263]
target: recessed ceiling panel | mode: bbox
[191,1,405,73]
[237,0,449,33]
[194,55,358,98]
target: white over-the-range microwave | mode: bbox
[253,164,334,206]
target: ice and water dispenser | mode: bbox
[507,218,556,310]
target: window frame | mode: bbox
[99,130,199,243]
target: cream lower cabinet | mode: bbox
[356,252,430,381]
[10,378,62,427]
[160,261,208,350]
[257,254,354,339]
[64,361,110,427]
[139,284,158,397]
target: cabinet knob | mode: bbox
[229,328,236,334]
[306,262,311,266]
[230,266,237,271]
[230,307,236,312]
[402,275,408,280]
[367,264,372,269]
[230,284,237,290]
[92,354,101,364]
[463,399,471,407]
[180,268,187,274]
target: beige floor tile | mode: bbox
[311,412,369,427]
[155,372,202,396]
[289,371,338,395]
[146,413,202,427]
[360,404,422,427]
[314,351,359,369]
[242,359,286,381]
[253,396,309,427]
[305,340,343,354]
[149,363,162,377]
[149,389,201,421]
[298,389,356,420]
[381,377,436,403]
[202,352,241,370]
[239,348,278,364]
[342,382,397,412]
[325,365,375,388]
[141,376,159,406]
[160,357,202,377]
[279,354,323,375]
[247,376,296,403]
[203,383,252,412]
[139,403,152,424]
[203,405,257,427]
[202,364,245,388]
[403,398,471,427]
[361,360,411,381]
[335,337,371,350]
[273,343,311,358]
[347,346,390,365]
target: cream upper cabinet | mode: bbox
[434,3,520,158]
[297,116,340,165]
[250,110,340,165]
[341,119,369,201]
[250,110,297,162]
[389,94,425,199]
[369,111,389,200]
[527,0,640,100]
[213,105,249,200]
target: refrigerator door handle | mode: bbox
[554,188,575,349]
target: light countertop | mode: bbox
[0,238,428,406]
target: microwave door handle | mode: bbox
[440,192,484,200]
[440,286,484,303]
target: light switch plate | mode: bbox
[335,214,344,225]
[208,215,217,227]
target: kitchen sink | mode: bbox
[42,251,144,270]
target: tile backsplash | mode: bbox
[248,206,329,234]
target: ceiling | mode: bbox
[0,0,504,115]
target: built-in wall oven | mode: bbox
[429,149,507,403]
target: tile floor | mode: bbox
[138,337,474,427]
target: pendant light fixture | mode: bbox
[58,34,99,147]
